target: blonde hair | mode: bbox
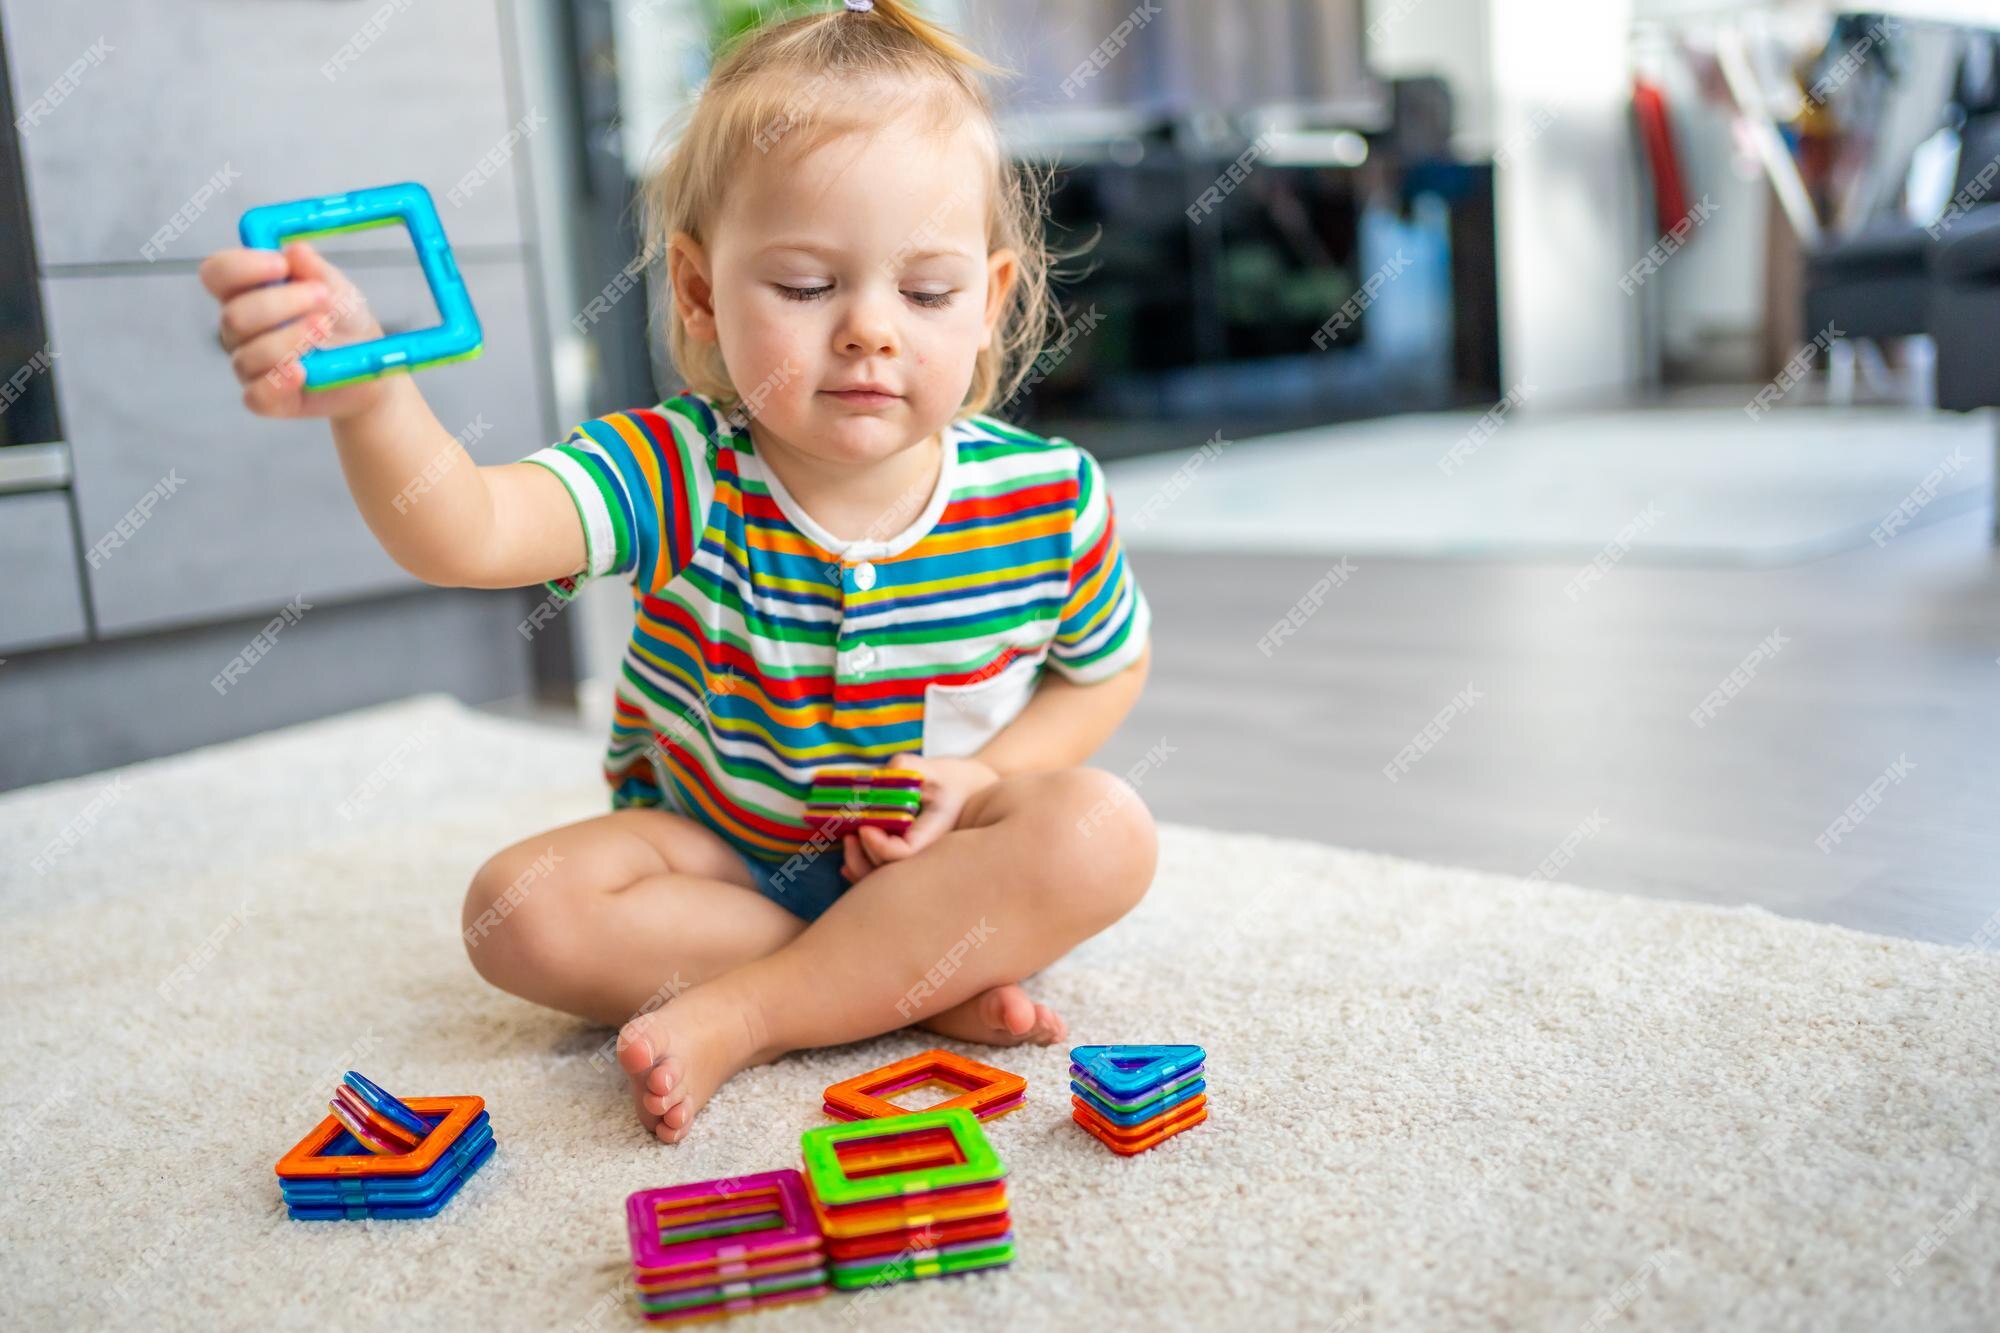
[640,0,1053,420]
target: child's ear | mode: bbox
[983,248,1019,347]
[668,233,719,341]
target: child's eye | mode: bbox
[773,283,952,308]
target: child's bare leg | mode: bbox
[461,809,807,1129]
[617,767,1155,1142]
[462,810,807,1023]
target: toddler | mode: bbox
[200,0,1155,1143]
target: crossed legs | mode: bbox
[461,767,1156,1141]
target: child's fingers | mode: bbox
[198,247,289,302]
[229,318,321,387]
[284,239,333,281]
[219,281,329,353]
[885,798,958,857]
[285,241,354,308]
[284,241,382,341]
[241,360,307,418]
[859,824,919,864]
[840,834,873,884]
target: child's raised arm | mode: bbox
[199,241,582,590]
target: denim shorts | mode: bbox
[742,841,850,922]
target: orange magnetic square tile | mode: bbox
[822,1048,1025,1123]
[823,1209,1013,1262]
[807,1179,1011,1239]
[275,1095,485,1179]
[833,1126,967,1178]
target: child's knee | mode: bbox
[460,849,570,990]
[1035,767,1158,925]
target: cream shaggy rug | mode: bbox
[1,697,1995,1332]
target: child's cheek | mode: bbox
[737,324,809,394]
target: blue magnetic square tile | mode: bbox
[237,182,481,389]
[285,1137,495,1221]
[1069,1045,1206,1099]
[281,1114,491,1205]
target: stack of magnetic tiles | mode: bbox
[802,1107,1015,1290]
[624,1170,830,1324]
[1069,1044,1208,1155]
[810,1049,1020,1290]
[620,1049,1024,1321]
[274,1072,495,1220]
[621,1114,1014,1321]
[807,766,922,836]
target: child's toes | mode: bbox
[615,1024,658,1078]
[646,1058,678,1097]
[985,984,1036,1036]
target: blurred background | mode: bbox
[2,1,1995,939]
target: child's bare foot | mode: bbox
[917,982,1067,1047]
[614,987,771,1144]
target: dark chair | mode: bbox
[1927,204,2000,537]
[1804,224,1933,340]
[1928,206,2000,413]
[1805,108,2000,341]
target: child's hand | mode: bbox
[840,754,1000,884]
[200,240,387,421]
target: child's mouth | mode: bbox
[821,387,901,409]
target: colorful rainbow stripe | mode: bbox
[525,392,1151,869]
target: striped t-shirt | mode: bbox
[523,390,1151,868]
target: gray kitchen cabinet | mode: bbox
[1,0,529,266]
[45,255,552,636]
[0,491,89,652]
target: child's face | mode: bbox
[675,114,1016,466]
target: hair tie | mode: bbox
[844,0,874,11]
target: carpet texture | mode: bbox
[2,697,1995,1331]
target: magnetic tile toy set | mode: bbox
[1069,1044,1208,1155]
[625,1170,830,1322]
[274,1072,495,1221]
[611,1045,1204,1324]
[275,1045,1205,1324]
[805,766,923,836]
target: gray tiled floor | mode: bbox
[1093,506,2000,946]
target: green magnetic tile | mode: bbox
[800,1108,1003,1208]
[826,1241,1015,1289]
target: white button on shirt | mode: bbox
[851,561,877,592]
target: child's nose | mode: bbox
[836,293,899,357]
